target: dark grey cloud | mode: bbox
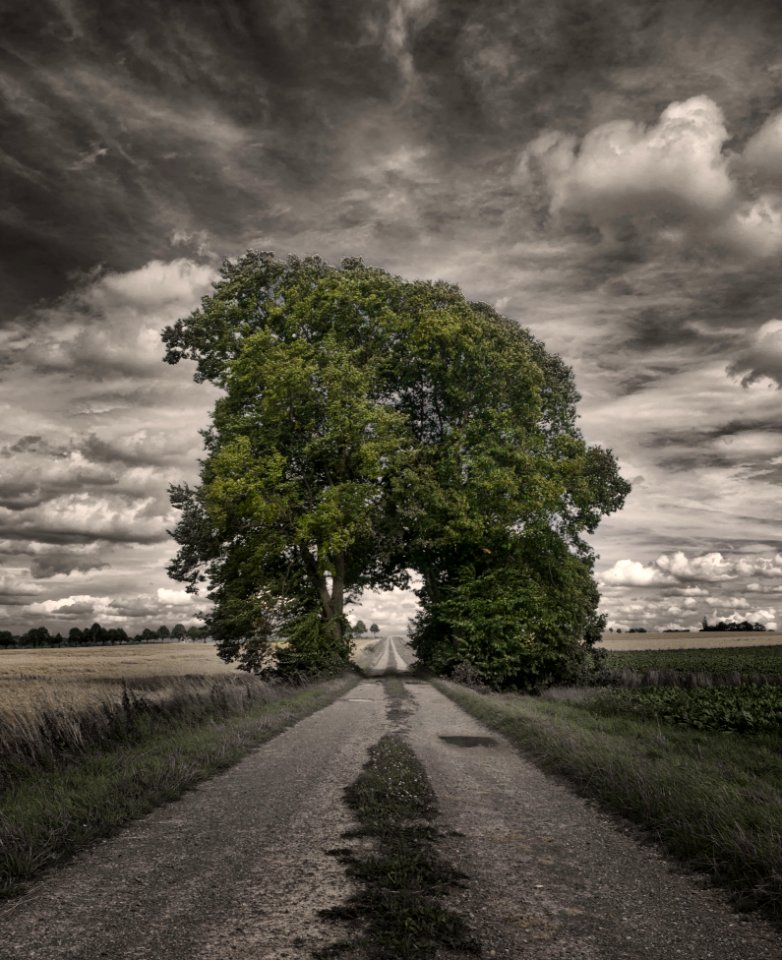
[2,0,781,320]
[0,492,171,545]
[1,435,67,457]
[0,539,110,579]
[644,417,782,450]
[3,1,782,632]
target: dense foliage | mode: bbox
[701,617,767,632]
[163,252,629,686]
[592,686,782,733]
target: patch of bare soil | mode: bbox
[598,632,782,651]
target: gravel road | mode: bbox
[355,634,413,675]
[403,680,781,959]
[0,680,389,960]
[1,643,779,959]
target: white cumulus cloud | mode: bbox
[520,95,782,259]
[522,96,735,223]
[157,587,197,607]
[600,558,673,587]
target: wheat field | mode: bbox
[598,631,782,651]
[0,642,236,731]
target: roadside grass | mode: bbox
[0,674,276,793]
[0,674,358,898]
[434,679,782,928]
[318,734,479,960]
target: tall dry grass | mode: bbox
[0,668,358,898]
[0,673,287,794]
[0,643,270,795]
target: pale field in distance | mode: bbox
[0,642,236,722]
[598,631,782,651]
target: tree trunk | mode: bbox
[299,544,347,642]
[326,555,346,642]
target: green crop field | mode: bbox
[604,645,782,678]
[591,685,782,733]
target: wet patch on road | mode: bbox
[439,735,498,748]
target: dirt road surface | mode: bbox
[1,641,779,959]
[359,635,413,675]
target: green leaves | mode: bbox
[593,686,782,733]
[163,252,630,684]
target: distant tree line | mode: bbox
[0,622,212,650]
[700,617,767,633]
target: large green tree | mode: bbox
[163,252,629,685]
[164,254,413,673]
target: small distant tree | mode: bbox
[171,623,187,639]
[0,630,15,649]
[157,625,171,640]
[370,623,380,635]
[353,620,367,636]
[141,627,157,642]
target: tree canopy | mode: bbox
[163,252,629,687]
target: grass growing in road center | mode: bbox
[319,734,479,959]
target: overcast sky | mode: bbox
[3,0,782,636]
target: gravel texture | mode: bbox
[355,635,411,675]
[0,681,388,960]
[2,642,779,960]
[403,680,782,959]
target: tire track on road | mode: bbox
[403,681,782,959]
[0,682,389,960]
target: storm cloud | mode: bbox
[2,0,782,633]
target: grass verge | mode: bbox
[0,673,358,898]
[0,674,288,793]
[434,679,782,928]
[318,734,480,959]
